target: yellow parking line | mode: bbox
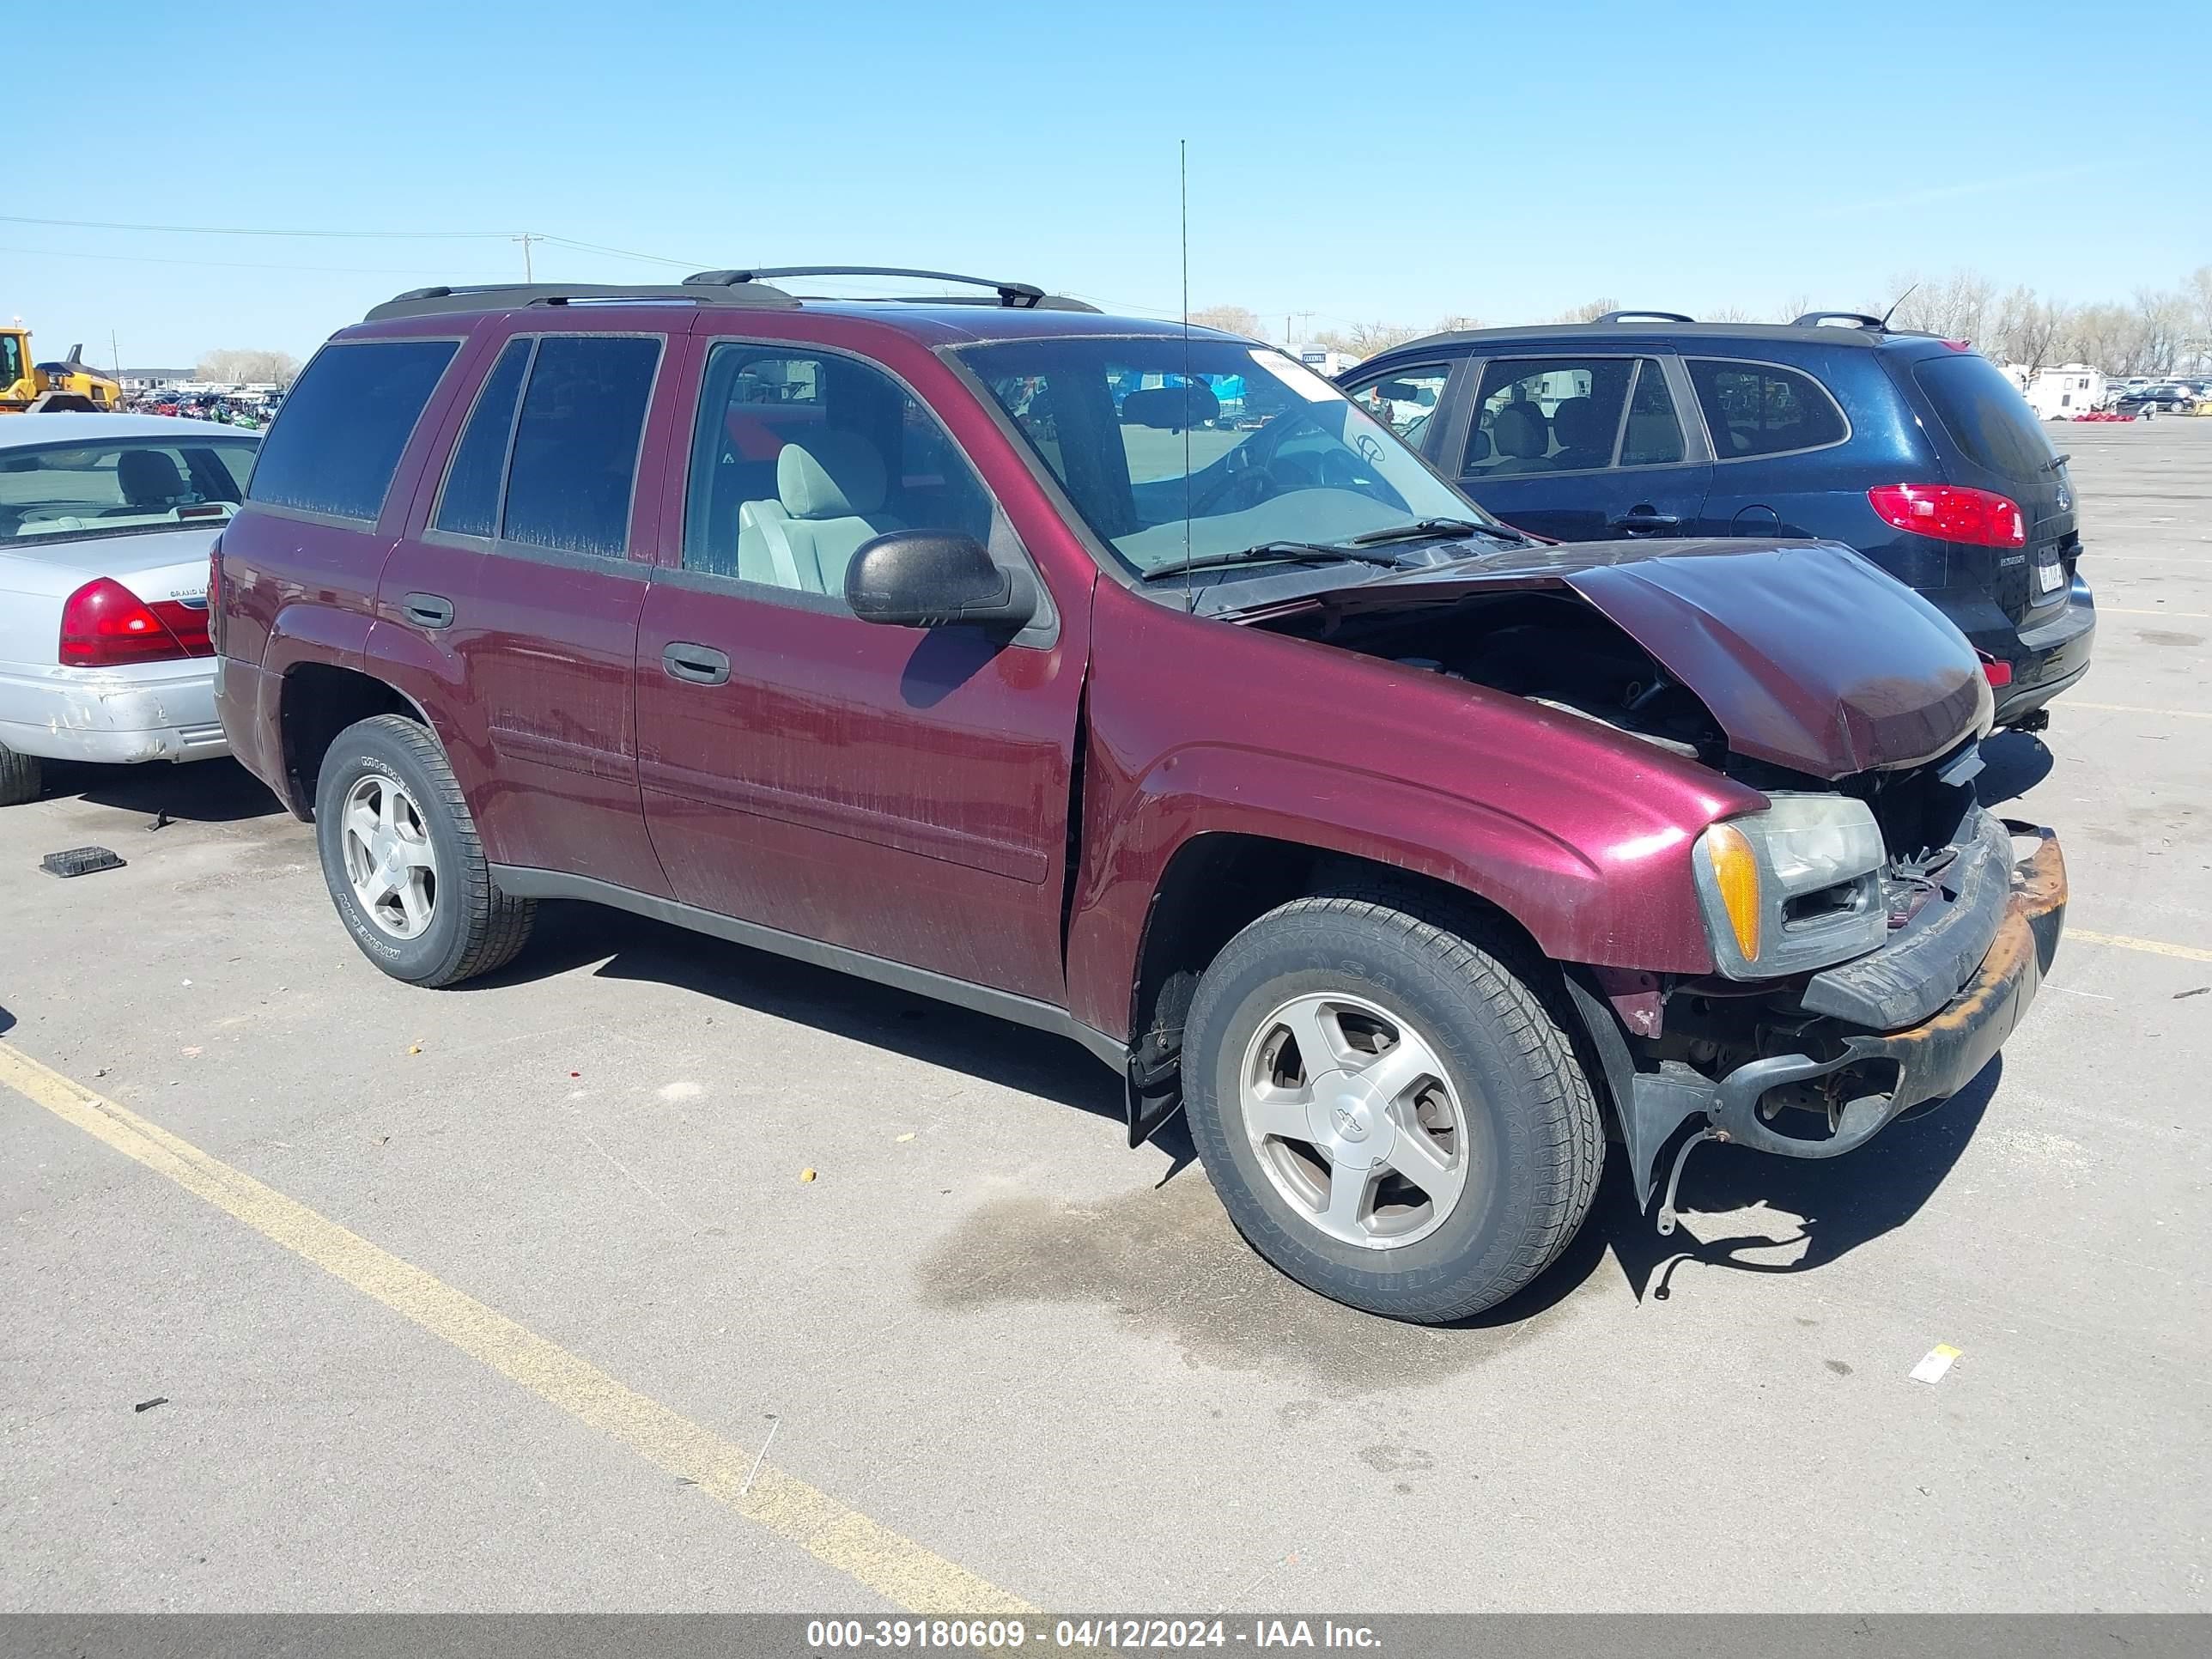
[2067,929,2212,964]
[0,1042,1031,1615]
[2068,702,2212,720]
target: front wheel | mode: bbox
[313,714,534,987]
[1182,893,1602,1322]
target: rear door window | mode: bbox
[1619,360,1686,465]
[248,339,459,520]
[499,335,662,556]
[1686,360,1847,459]
[433,337,532,538]
[1912,353,2057,479]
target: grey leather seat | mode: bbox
[1549,396,1614,471]
[1486,402,1554,473]
[740,431,904,595]
[102,448,190,515]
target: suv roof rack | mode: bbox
[367,266,1099,322]
[366,276,799,322]
[1792,311,1890,330]
[685,265,1094,312]
[1590,309,1694,325]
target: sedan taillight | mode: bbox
[58,577,210,667]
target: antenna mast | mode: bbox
[1181,139,1192,612]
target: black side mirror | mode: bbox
[845,531,1038,630]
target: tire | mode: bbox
[313,714,534,987]
[1182,890,1602,1323]
[0,742,40,807]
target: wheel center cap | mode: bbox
[1309,1073,1393,1170]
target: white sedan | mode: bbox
[0,413,259,805]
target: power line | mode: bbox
[0,212,514,240]
[0,241,493,276]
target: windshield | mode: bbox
[2,334,24,387]
[958,336,1496,575]
[0,435,258,541]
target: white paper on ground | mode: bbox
[1910,1343,1962,1384]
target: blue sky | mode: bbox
[10,0,2209,365]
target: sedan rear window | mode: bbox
[1912,353,2057,481]
[0,437,258,541]
[248,339,458,521]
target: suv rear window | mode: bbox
[1686,360,1846,459]
[501,335,661,556]
[1912,353,2057,480]
[248,339,458,520]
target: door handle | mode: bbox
[1609,507,1680,533]
[402,592,454,629]
[662,642,731,686]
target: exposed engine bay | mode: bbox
[1254,589,1731,767]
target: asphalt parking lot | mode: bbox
[3,420,2209,1614]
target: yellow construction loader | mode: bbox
[1,324,123,412]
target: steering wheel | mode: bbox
[1190,455,1279,516]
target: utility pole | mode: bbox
[111,331,121,377]
[513,232,536,281]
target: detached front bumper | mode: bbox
[1621,820,2066,1218]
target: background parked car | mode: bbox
[1341,311,2095,730]
[0,413,255,805]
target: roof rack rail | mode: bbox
[1590,309,1694,325]
[1793,311,1889,330]
[365,277,799,323]
[686,265,1067,309]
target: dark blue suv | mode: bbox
[1340,312,2094,727]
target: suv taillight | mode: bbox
[1868,483,2027,549]
[58,577,210,668]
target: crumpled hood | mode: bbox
[1259,538,1992,778]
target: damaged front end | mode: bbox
[1237,538,2063,1225]
[1584,796,2066,1234]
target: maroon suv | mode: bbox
[215,267,2066,1322]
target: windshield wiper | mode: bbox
[1347,516,1528,547]
[2040,453,2071,473]
[1139,541,1412,582]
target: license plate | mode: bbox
[2033,546,2065,596]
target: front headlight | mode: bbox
[1692,794,1887,979]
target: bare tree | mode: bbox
[1433,313,1483,332]
[1313,320,1428,356]
[196,348,301,386]
[1543,297,1620,325]
[1188,304,1264,339]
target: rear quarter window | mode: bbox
[1911,353,2056,480]
[247,339,459,520]
[1686,359,1847,459]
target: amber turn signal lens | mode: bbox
[1705,823,1762,962]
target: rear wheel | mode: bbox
[1182,891,1602,1322]
[0,741,40,807]
[313,714,534,987]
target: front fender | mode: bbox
[1065,738,1723,1040]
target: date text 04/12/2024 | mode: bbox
[804,1620,1383,1650]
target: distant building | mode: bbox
[118,368,193,392]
